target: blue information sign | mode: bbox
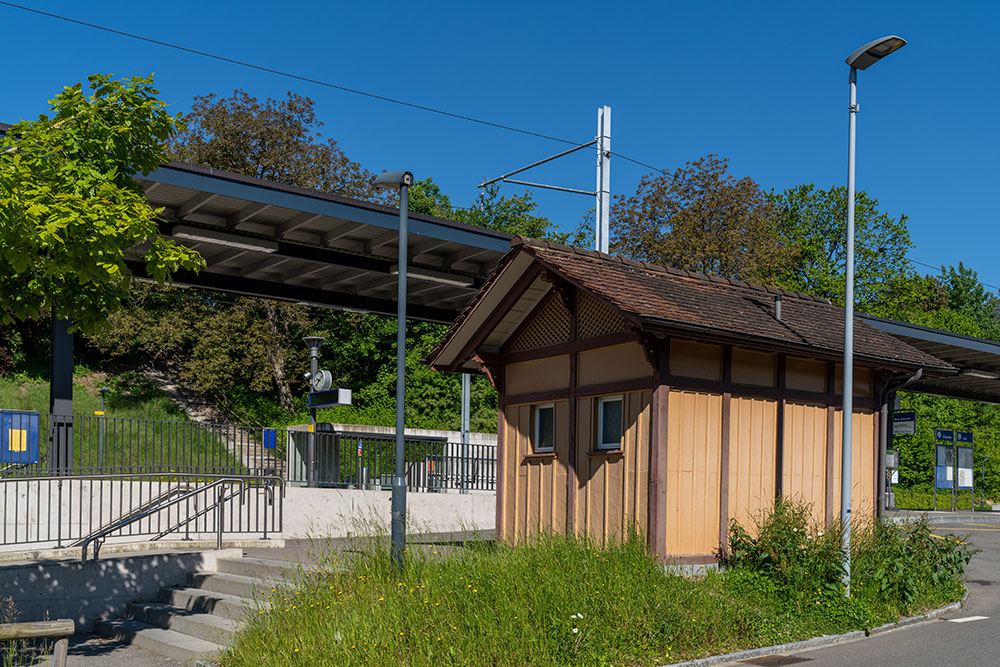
[1,411,40,465]
[957,430,974,444]
[935,444,954,489]
[262,429,277,450]
[935,428,954,442]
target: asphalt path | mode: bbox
[720,520,1000,667]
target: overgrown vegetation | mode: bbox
[219,501,970,666]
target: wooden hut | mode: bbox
[428,238,953,562]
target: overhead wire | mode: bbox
[0,1,579,146]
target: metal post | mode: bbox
[461,373,470,494]
[391,183,410,569]
[595,106,611,253]
[841,66,858,596]
[307,345,319,487]
[49,315,74,475]
[981,455,990,511]
[878,395,888,517]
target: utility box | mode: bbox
[1,411,40,465]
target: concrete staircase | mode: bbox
[96,554,298,664]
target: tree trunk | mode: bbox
[263,300,296,413]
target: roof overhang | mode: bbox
[860,314,1000,404]
[1,122,512,324]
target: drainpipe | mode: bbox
[878,368,923,517]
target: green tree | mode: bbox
[169,90,386,203]
[0,74,203,332]
[770,184,912,308]
[610,155,789,282]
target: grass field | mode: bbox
[0,373,246,473]
[219,505,971,667]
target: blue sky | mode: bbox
[2,1,998,290]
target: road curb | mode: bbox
[663,589,968,666]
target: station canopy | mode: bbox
[132,161,511,323]
[860,315,1000,404]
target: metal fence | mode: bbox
[0,411,285,478]
[0,473,282,550]
[288,430,496,491]
[0,412,497,492]
[0,410,495,550]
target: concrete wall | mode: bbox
[0,548,240,631]
[281,487,495,538]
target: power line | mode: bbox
[612,152,667,174]
[0,1,579,146]
[909,257,1000,292]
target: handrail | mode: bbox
[68,483,195,548]
[79,474,282,563]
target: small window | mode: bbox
[597,396,623,450]
[533,404,555,453]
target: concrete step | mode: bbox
[127,600,238,645]
[159,586,250,622]
[190,571,272,599]
[216,556,299,581]
[96,617,225,663]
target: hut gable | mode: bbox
[505,294,571,353]
[577,290,629,340]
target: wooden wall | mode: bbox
[663,390,722,556]
[499,401,570,540]
[574,390,651,543]
[728,396,778,534]
[495,291,885,561]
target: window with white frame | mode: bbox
[597,396,623,450]
[533,404,555,453]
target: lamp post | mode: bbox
[841,35,906,595]
[373,170,414,569]
[303,336,325,487]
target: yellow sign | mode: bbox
[94,411,105,416]
[307,424,315,433]
[8,429,26,453]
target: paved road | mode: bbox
[721,520,1000,667]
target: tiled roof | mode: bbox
[516,237,953,371]
[428,236,956,373]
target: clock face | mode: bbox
[310,370,332,392]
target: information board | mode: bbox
[935,444,954,489]
[893,411,916,436]
[958,446,974,490]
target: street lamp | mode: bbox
[373,170,414,569]
[98,386,110,469]
[303,336,325,487]
[841,35,906,596]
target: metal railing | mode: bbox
[79,475,282,562]
[0,473,282,550]
[289,430,496,491]
[0,411,285,478]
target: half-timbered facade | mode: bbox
[429,238,954,563]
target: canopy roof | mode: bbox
[1,122,511,323]
[859,315,1000,403]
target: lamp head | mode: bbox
[846,35,906,70]
[303,336,326,354]
[373,171,414,190]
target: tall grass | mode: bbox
[219,503,971,666]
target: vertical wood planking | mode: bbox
[728,397,778,534]
[666,390,722,555]
[782,402,827,524]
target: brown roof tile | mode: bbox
[429,236,955,373]
[517,237,952,371]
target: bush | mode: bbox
[722,498,974,630]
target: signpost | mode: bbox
[957,431,974,510]
[893,411,916,436]
[934,428,954,511]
